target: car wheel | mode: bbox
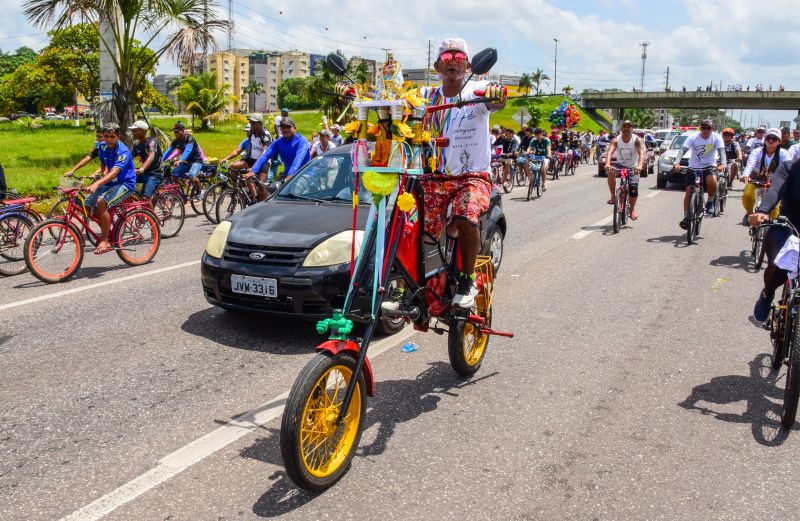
[656,171,667,189]
[487,226,503,274]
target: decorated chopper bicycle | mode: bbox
[279,49,513,491]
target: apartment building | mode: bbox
[206,50,250,113]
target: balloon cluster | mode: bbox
[548,100,581,130]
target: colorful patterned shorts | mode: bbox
[421,173,491,240]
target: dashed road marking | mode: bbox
[0,260,201,312]
[571,215,614,240]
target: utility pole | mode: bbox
[639,41,649,91]
[664,66,670,91]
[425,39,431,87]
[227,0,233,51]
[553,38,558,95]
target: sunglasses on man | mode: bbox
[439,51,467,63]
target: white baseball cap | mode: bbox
[765,127,781,140]
[128,120,149,131]
[247,113,263,123]
[437,37,470,61]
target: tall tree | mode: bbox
[175,72,236,129]
[530,68,550,97]
[23,0,229,130]
[561,85,574,97]
[517,73,532,95]
[244,79,264,112]
[0,46,38,77]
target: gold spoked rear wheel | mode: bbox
[448,256,493,376]
[281,352,366,491]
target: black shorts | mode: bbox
[684,168,716,189]
[244,157,257,167]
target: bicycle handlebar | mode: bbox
[757,216,799,236]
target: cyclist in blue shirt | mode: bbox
[85,123,137,255]
[249,117,310,200]
[64,129,106,178]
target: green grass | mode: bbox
[489,95,608,133]
[0,110,327,200]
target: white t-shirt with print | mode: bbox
[312,140,336,156]
[746,136,764,152]
[421,81,493,176]
[683,132,725,169]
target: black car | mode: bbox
[201,144,507,334]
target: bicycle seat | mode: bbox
[2,196,35,205]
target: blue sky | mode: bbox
[1,0,796,128]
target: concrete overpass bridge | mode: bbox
[581,90,800,110]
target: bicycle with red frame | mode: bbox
[608,165,636,233]
[23,175,161,283]
[279,49,513,492]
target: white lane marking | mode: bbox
[571,215,613,240]
[646,190,664,199]
[60,326,417,521]
[0,260,201,312]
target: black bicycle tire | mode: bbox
[613,190,620,233]
[215,188,241,222]
[536,170,542,198]
[153,190,185,238]
[782,303,800,428]
[203,183,225,224]
[773,289,792,370]
[687,192,697,245]
[0,213,34,276]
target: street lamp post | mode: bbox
[553,38,559,96]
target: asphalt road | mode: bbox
[2,162,798,520]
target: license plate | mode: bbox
[231,274,278,298]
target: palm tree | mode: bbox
[244,80,265,112]
[562,85,575,97]
[517,73,532,96]
[530,68,550,97]
[175,72,236,130]
[23,0,229,130]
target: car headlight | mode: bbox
[303,230,364,267]
[663,157,674,164]
[205,221,231,259]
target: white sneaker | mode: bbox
[452,279,479,308]
[381,300,400,312]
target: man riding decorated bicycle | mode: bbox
[417,37,507,308]
[221,113,274,199]
[673,119,726,229]
[604,120,644,220]
[84,122,137,255]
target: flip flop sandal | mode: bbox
[94,244,113,255]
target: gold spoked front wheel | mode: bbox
[281,352,366,491]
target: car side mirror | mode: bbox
[470,48,497,76]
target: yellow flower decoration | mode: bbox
[394,122,414,138]
[402,87,427,108]
[397,192,416,212]
[367,123,382,136]
[420,131,432,142]
[343,121,360,134]
[362,170,397,197]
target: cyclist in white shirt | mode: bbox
[673,119,726,228]
[741,127,791,221]
[745,127,765,156]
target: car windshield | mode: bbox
[670,135,688,149]
[276,151,375,205]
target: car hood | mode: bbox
[228,200,368,248]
